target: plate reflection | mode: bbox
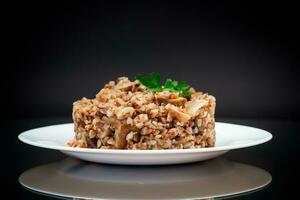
[19,158,271,199]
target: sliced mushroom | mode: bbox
[112,121,132,149]
[116,77,137,91]
[155,92,186,106]
[165,103,191,123]
[185,99,207,117]
[98,127,112,139]
[166,98,187,106]
[86,137,97,148]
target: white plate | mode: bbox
[18,122,272,165]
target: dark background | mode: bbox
[6,1,300,120]
[3,1,300,199]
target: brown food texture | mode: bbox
[68,77,216,149]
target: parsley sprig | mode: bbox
[135,73,191,98]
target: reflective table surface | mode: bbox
[19,157,271,199]
[4,118,299,199]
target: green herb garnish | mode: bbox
[135,73,191,98]
[135,72,163,92]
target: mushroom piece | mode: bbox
[98,126,112,139]
[109,120,132,149]
[86,137,97,148]
[117,82,136,91]
[185,99,207,117]
[165,103,191,123]
[116,77,137,91]
[166,98,187,107]
[155,92,187,106]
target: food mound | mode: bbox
[68,74,216,149]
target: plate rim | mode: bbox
[18,122,272,154]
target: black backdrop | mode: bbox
[3,2,300,199]
[6,1,299,120]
